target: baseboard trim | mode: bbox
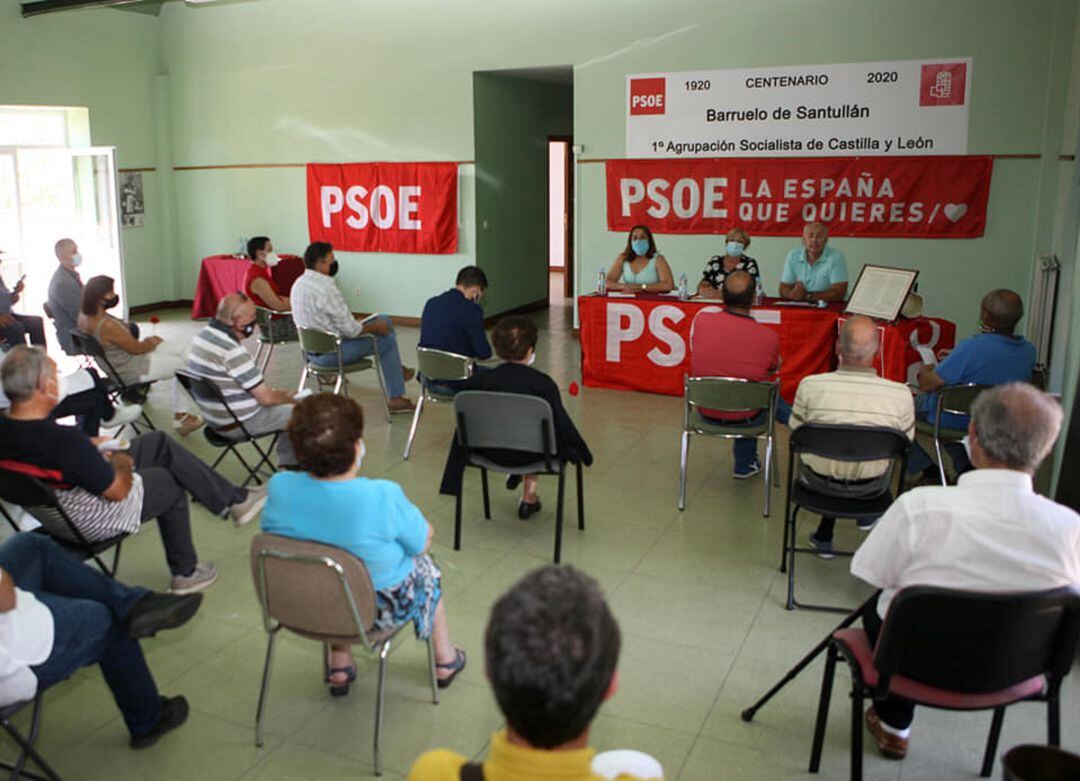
[130,300,193,315]
[353,313,422,328]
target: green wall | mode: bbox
[474,72,572,315]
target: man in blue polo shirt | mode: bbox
[907,288,1036,483]
[779,221,849,303]
[419,266,492,392]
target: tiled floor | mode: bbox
[13,284,1078,780]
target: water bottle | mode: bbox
[597,267,607,295]
[678,273,688,301]
[754,278,764,306]
[238,237,247,258]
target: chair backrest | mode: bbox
[417,347,473,383]
[250,532,378,644]
[453,391,557,464]
[0,467,86,545]
[685,376,776,416]
[789,423,909,463]
[174,370,247,430]
[935,383,990,423]
[297,327,341,357]
[42,302,55,320]
[253,306,273,331]
[874,585,1080,694]
[71,330,122,384]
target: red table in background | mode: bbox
[191,254,304,319]
[578,294,955,402]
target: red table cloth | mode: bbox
[578,294,954,402]
[191,254,304,319]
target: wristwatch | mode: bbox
[641,283,646,292]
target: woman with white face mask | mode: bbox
[697,227,761,300]
[605,224,675,293]
[243,236,297,343]
[261,393,466,695]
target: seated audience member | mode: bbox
[605,225,675,293]
[851,383,1080,761]
[789,316,915,558]
[243,236,290,311]
[697,227,761,299]
[689,271,791,479]
[0,364,140,437]
[418,265,492,393]
[0,250,45,348]
[78,275,202,436]
[778,221,848,302]
[261,393,465,694]
[187,294,297,468]
[0,346,267,594]
[439,316,592,519]
[290,242,415,413]
[409,565,660,781]
[0,533,202,749]
[907,288,1036,483]
[47,238,85,355]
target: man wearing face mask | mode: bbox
[186,294,298,468]
[418,266,492,393]
[47,239,84,355]
[697,227,762,300]
[290,242,415,413]
[0,250,46,348]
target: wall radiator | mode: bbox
[1029,253,1061,386]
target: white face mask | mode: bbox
[526,349,536,366]
[264,252,280,268]
[355,439,366,471]
[71,252,83,267]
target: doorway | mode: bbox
[548,136,573,303]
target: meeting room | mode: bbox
[1,0,1080,779]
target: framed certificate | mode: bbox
[844,265,919,322]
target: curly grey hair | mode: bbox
[971,383,1062,470]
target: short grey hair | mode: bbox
[216,292,251,322]
[971,383,1062,470]
[839,315,879,365]
[1,346,53,403]
[54,238,75,259]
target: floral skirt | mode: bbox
[374,554,442,640]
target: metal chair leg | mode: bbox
[576,461,584,531]
[678,430,689,510]
[453,491,463,550]
[933,435,948,486]
[0,702,61,781]
[254,343,266,370]
[254,627,279,748]
[403,394,425,460]
[480,469,490,520]
[980,707,1005,777]
[553,464,566,563]
[370,348,391,423]
[373,640,391,776]
[850,688,864,781]
[808,643,838,773]
[426,638,440,705]
[763,435,774,518]
[785,507,799,609]
[1048,694,1060,746]
[297,364,309,393]
[108,542,122,578]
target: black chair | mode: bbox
[0,468,127,577]
[69,331,156,432]
[914,383,989,485]
[452,391,584,564]
[779,424,909,613]
[0,695,61,781]
[809,585,1080,780]
[174,371,278,487]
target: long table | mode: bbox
[191,254,305,319]
[578,294,956,402]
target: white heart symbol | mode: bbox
[943,203,967,222]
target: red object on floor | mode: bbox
[191,254,304,319]
[569,381,580,396]
[578,294,954,402]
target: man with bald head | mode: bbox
[852,383,1079,760]
[689,270,789,479]
[907,289,1036,483]
[186,293,297,468]
[778,222,848,302]
[789,316,915,556]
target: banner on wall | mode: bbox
[306,162,458,254]
[605,155,993,238]
[627,58,972,158]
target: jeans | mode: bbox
[421,363,489,397]
[0,314,46,348]
[863,596,915,730]
[309,316,406,398]
[0,534,162,739]
[906,413,972,478]
[50,371,113,436]
[724,398,792,472]
[132,431,246,575]
[216,404,296,467]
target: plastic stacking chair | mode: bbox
[250,533,439,776]
[0,468,127,577]
[252,306,298,374]
[69,330,156,432]
[0,694,61,780]
[914,383,989,485]
[809,586,1080,780]
[296,327,390,422]
[679,376,780,516]
[175,371,278,487]
[779,424,908,613]
[452,391,584,564]
[403,347,474,460]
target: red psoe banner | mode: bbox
[307,162,458,253]
[606,155,992,238]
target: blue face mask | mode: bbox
[631,239,650,257]
[726,241,745,258]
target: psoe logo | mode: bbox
[630,78,666,115]
[919,63,967,107]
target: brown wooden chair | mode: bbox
[249,533,439,775]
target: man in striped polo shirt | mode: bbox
[789,316,916,558]
[186,294,297,468]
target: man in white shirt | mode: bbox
[290,242,415,412]
[0,533,201,748]
[850,382,1080,760]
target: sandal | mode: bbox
[325,664,357,697]
[435,647,467,689]
[172,413,204,437]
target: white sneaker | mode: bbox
[230,486,268,527]
[170,562,218,595]
[108,402,143,427]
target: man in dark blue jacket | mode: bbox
[419,266,492,392]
